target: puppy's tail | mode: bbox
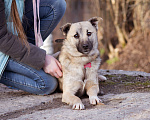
[98,75,107,82]
[55,39,64,43]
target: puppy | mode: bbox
[58,17,105,110]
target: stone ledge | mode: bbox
[0,70,150,120]
[98,69,150,77]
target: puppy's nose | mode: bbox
[82,44,89,49]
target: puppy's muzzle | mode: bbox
[82,44,89,50]
[77,41,93,54]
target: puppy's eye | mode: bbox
[87,32,92,36]
[74,33,79,39]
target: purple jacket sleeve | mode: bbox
[0,0,46,70]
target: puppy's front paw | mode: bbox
[72,103,85,110]
[89,96,104,105]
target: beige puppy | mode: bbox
[58,17,105,110]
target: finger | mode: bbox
[56,60,62,70]
[50,72,55,77]
[56,69,63,77]
[53,73,60,78]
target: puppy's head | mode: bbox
[60,17,102,55]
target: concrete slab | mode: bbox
[8,93,150,120]
[0,70,150,120]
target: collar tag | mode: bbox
[84,62,91,68]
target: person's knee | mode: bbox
[57,0,66,14]
[53,0,66,19]
[40,0,66,39]
[38,77,58,95]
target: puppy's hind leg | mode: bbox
[98,75,107,82]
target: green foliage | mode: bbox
[99,48,105,56]
[122,43,126,48]
[101,80,116,85]
[134,63,138,68]
[125,81,150,86]
[106,57,119,65]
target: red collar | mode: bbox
[84,62,91,68]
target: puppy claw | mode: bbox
[97,102,105,105]
[89,96,103,105]
[72,103,85,110]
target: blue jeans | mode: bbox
[23,0,66,44]
[0,0,66,95]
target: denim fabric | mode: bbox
[0,52,9,79]
[1,59,58,95]
[0,0,66,95]
[23,0,66,44]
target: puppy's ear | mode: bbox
[88,17,103,31]
[60,23,72,36]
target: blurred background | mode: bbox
[52,0,150,73]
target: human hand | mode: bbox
[43,55,62,78]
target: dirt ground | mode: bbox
[0,70,150,120]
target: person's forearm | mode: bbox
[0,0,46,70]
